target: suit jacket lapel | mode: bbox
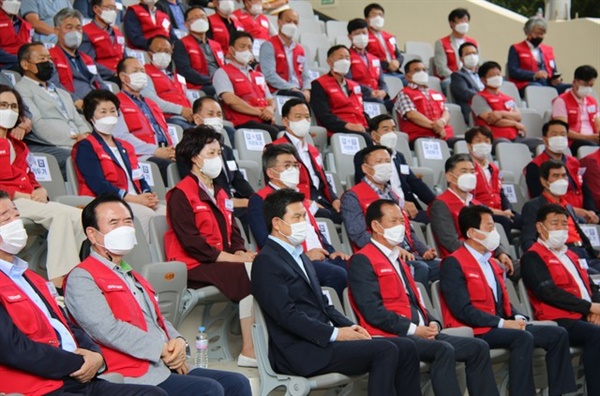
[301,254,327,307]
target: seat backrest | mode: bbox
[30,152,67,199]
[413,138,450,185]
[524,86,558,115]
[404,41,433,65]
[501,183,526,213]
[1,69,22,86]
[430,280,443,326]
[124,218,153,272]
[330,133,366,185]
[400,53,422,70]
[428,76,442,94]
[453,139,469,154]
[335,35,351,47]
[138,161,167,201]
[324,171,343,197]
[410,221,427,245]
[274,95,297,124]
[149,215,168,262]
[298,18,323,38]
[290,1,315,18]
[580,224,600,249]
[236,159,262,191]
[416,282,437,318]
[166,123,184,146]
[517,279,535,319]
[446,103,468,136]
[325,20,348,41]
[342,287,358,323]
[315,217,345,253]
[166,162,181,189]
[140,261,187,325]
[395,132,413,165]
[577,145,599,159]
[234,129,272,164]
[363,101,387,119]
[65,156,79,195]
[425,223,439,254]
[504,280,524,313]
[235,216,256,251]
[383,75,404,100]
[519,108,544,139]
[252,300,280,377]
[499,81,523,108]
[495,142,531,184]
[321,286,344,313]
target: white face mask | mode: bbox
[98,226,137,256]
[218,0,235,15]
[377,222,405,246]
[127,72,148,91]
[542,224,568,250]
[378,132,398,150]
[100,9,117,25]
[576,86,593,98]
[548,179,568,196]
[275,167,300,189]
[454,173,477,192]
[288,119,311,138]
[471,142,492,159]
[200,156,223,179]
[0,219,28,255]
[249,3,263,15]
[202,117,223,130]
[454,22,469,35]
[93,115,118,135]
[462,53,479,69]
[369,162,393,184]
[2,0,21,15]
[151,52,171,69]
[547,136,568,154]
[369,16,384,29]
[280,23,298,39]
[234,50,253,65]
[352,34,369,49]
[332,59,351,75]
[472,228,500,252]
[64,30,83,49]
[0,108,19,129]
[190,18,209,33]
[486,76,503,88]
[411,71,429,86]
[280,219,307,246]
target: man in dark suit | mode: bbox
[348,199,498,396]
[0,190,164,396]
[440,205,576,396]
[521,159,599,273]
[354,114,436,224]
[521,203,600,395]
[251,188,422,396]
[449,42,483,124]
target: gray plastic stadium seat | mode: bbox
[446,103,469,136]
[315,217,345,253]
[323,171,343,197]
[30,152,67,199]
[524,86,558,115]
[413,138,451,186]
[65,157,78,195]
[383,75,403,100]
[234,129,272,165]
[519,108,544,139]
[138,161,167,202]
[495,142,531,185]
[394,132,414,165]
[166,123,184,146]
[453,139,469,154]
[329,133,367,187]
[290,1,315,18]
[428,76,442,94]
[123,218,153,272]
[236,159,262,191]
[325,20,348,41]
[342,288,357,322]
[166,162,181,189]
[577,145,599,159]
[499,81,523,108]
[148,215,168,262]
[141,261,187,326]
[404,41,433,66]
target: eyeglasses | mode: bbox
[0,102,18,111]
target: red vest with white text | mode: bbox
[529,151,583,209]
[366,29,397,64]
[232,9,270,40]
[473,161,502,210]
[0,10,32,56]
[49,46,100,93]
[314,74,367,134]
[474,89,518,140]
[436,35,477,77]
[144,63,191,114]
[127,4,171,49]
[267,35,305,92]
[399,86,454,142]
[0,136,40,198]
[82,21,125,72]
[509,41,556,91]
[553,90,597,136]
[440,246,512,335]
[208,13,243,53]
[220,63,269,126]
[117,91,172,147]
[349,47,381,90]
[180,35,224,89]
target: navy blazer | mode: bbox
[75,131,152,197]
[251,238,354,377]
[450,68,480,124]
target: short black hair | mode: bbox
[364,3,384,18]
[347,18,368,34]
[263,188,305,233]
[0,190,10,200]
[448,8,470,22]
[358,145,392,164]
[327,44,348,58]
[536,203,567,223]
[17,42,44,65]
[458,205,493,239]
[91,0,105,7]
[262,143,298,181]
[365,199,397,231]
[82,89,120,124]
[278,8,297,20]
[464,126,493,144]
[574,65,597,82]
[175,125,223,175]
[147,34,171,50]
[404,59,423,74]
[281,97,309,118]
[184,5,204,21]
[82,194,134,231]
[478,61,502,78]
[369,114,394,132]
[192,96,219,114]
[445,153,472,173]
[229,30,253,47]
[0,85,26,126]
[541,119,569,136]
[539,159,565,180]
[458,41,478,58]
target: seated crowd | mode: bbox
[0,0,599,395]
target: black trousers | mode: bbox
[478,324,576,396]
[49,378,166,396]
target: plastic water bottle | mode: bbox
[195,326,208,368]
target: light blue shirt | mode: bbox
[268,235,339,342]
[0,256,77,351]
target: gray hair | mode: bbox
[524,17,547,35]
[53,7,83,27]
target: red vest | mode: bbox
[474,89,518,140]
[72,135,144,197]
[0,10,32,56]
[0,136,40,198]
[349,47,381,90]
[349,243,428,337]
[266,35,304,92]
[127,4,171,49]
[64,256,170,377]
[144,63,191,115]
[529,151,583,208]
[0,270,72,396]
[473,161,502,210]
[399,86,454,142]
[220,63,269,126]
[208,13,243,53]
[117,92,172,147]
[440,246,512,335]
[49,46,100,93]
[509,41,556,91]
[232,9,270,40]
[82,21,125,72]
[366,29,397,63]
[179,35,224,89]
[436,35,478,77]
[553,90,598,136]
[164,175,233,269]
[527,242,592,321]
[272,135,333,204]
[314,74,367,135]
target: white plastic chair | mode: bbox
[524,86,558,115]
[328,133,367,186]
[519,108,544,139]
[325,20,348,42]
[495,142,532,185]
[413,138,451,186]
[404,41,434,66]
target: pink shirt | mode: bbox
[551,89,598,135]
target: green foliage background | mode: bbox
[489,0,600,18]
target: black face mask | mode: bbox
[34,61,54,82]
[529,37,543,47]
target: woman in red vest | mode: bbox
[165,126,257,366]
